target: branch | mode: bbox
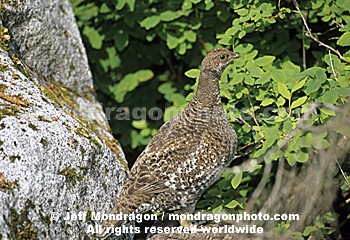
[247,94,259,127]
[328,50,338,80]
[247,162,272,211]
[233,142,263,161]
[336,159,350,189]
[302,25,306,70]
[165,57,177,81]
[198,38,209,53]
[292,0,350,64]
[236,116,254,133]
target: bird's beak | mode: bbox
[228,52,240,64]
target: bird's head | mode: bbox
[201,48,240,76]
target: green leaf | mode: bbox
[217,9,230,22]
[253,148,267,158]
[184,30,196,42]
[100,3,110,13]
[296,151,309,163]
[261,98,274,106]
[249,66,264,77]
[235,43,254,53]
[238,30,246,39]
[115,0,126,10]
[99,47,120,71]
[311,0,323,9]
[312,138,330,150]
[337,32,350,46]
[140,128,151,137]
[231,172,242,189]
[291,78,306,93]
[212,205,223,214]
[207,188,221,197]
[264,125,280,147]
[115,29,129,51]
[320,107,336,117]
[109,69,154,103]
[269,149,283,161]
[277,82,291,99]
[285,151,297,166]
[139,15,160,30]
[244,75,255,85]
[276,96,286,106]
[125,0,136,11]
[225,199,240,209]
[172,93,187,107]
[299,67,325,78]
[339,87,350,96]
[136,69,154,82]
[218,35,232,45]
[337,0,350,9]
[291,96,307,109]
[132,120,147,129]
[256,73,271,84]
[271,69,286,83]
[83,26,104,49]
[230,73,244,84]
[196,200,210,208]
[185,69,200,78]
[182,0,192,10]
[244,50,258,61]
[314,68,327,82]
[322,89,339,104]
[282,61,300,74]
[249,164,263,172]
[164,106,180,121]
[236,8,249,16]
[159,10,182,22]
[158,82,175,101]
[303,226,317,236]
[225,26,240,36]
[304,73,326,94]
[166,34,179,49]
[191,22,201,30]
[178,43,187,55]
[254,56,275,66]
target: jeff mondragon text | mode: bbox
[64,211,299,223]
[64,212,157,223]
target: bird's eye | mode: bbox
[220,55,226,60]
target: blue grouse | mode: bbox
[97,48,239,239]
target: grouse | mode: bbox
[97,48,239,239]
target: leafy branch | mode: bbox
[292,0,350,64]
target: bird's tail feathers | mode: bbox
[95,198,137,239]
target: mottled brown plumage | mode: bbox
[97,48,239,239]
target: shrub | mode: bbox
[72,0,350,238]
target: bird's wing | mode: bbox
[116,165,176,215]
[119,116,199,201]
[123,165,170,196]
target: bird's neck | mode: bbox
[191,69,222,107]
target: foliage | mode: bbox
[72,0,350,238]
